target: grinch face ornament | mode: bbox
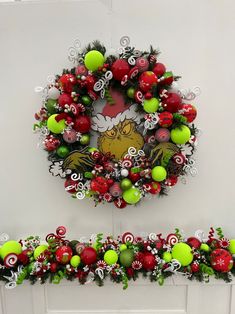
[92,89,144,160]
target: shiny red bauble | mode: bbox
[191,262,200,273]
[165,176,178,187]
[139,71,158,92]
[58,93,73,108]
[59,74,76,93]
[153,63,166,77]
[162,93,182,113]
[180,104,197,123]
[64,177,77,194]
[75,65,88,76]
[85,75,96,90]
[44,136,60,152]
[144,182,161,195]
[128,171,140,183]
[55,246,73,264]
[90,177,109,194]
[80,247,97,265]
[210,249,233,272]
[50,262,58,273]
[114,198,127,209]
[73,115,91,133]
[187,237,201,249]
[158,111,173,128]
[111,59,130,81]
[142,253,156,270]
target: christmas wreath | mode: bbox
[34,37,200,207]
[1,227,235,289]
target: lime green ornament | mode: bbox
[119,244,127,252]
[228,239,235,254]
[120,178,132,191]
[151,166,167,182]
[0,241,22,259]
[88,147,99,153]
[200,243,210,252]
[172,243,193,266]
[143,98,159,113]
[70,255,81,268]
[56,145,70,158]
[81,95,92,106]
[127,87,135,99]
[45,99,57,114]
[104,250,118,265]
[80,134,90,145]
[119,249,134,267]
[123,187,141,205]
[84,50,105,71]
[47,114,66,134]
[170,125,191,145]
[33,245,48,260]
[163,252,172,263]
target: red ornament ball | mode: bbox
[114,198,127,209]
[111,59,130,81]
[155,128,170,142]
[44,135,60,152]
[187,237,201,249]
[85,75,96,90]
[136,57,149,72]
[75,65,88,76]
[158,111,173,128]
[80,247,97,265]
[55,246,73,264]
[63,129,77,143]
[109,182,122,198]
[144,182,161,195]
[210,249,233,272]
[191,261,200,273]
[50,262,58,273]
[153,63,166,77]
[129,171,140,183]
[165,176,178,187]
[139,71,158,92]
[162,93,182,113]
[59,74,76,93]
[142,253,156,270]
[58,93,73,108]
[73,115,91,133]
[90,177,109,194]
[180,104,197,123]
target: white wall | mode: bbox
[0,1,235,314]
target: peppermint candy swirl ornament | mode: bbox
[122,232,134,244]
[166,234,179,246]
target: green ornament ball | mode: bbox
[127,87,135,99]
[143,98,159,113]
[80,134,90,145]
[56,145,70,158]
[151,166,167,182]
[163,252,172,263]
[0,241,22,259]
[119,249,134,267]
[47,114,66,134]
[104,250,118,265]
[172,243,193,266]
[171,125,191,145]
[88,147,99,153]
[228,239,235,254]
[45,99,57,114]
[84,50,105,71]
[70,255,81,268]
[200,243,210,252]
[120,178,132,191]
[119,244,127,252]
[123,187,141,205]
[81,95,92,106]
[34,245,48,260]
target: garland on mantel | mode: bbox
[0,227,235,289]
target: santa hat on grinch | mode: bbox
[91,89,142,132]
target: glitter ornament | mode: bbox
[59,74,76,93]
[111,59,130,81]
[158,111,173,127]
[63,129,78,143]
[180,104,197,123]
[142,253,156,270]
[155,128,170,142]
[139,71,158,92]
[153,63,166,77]
[80,247,97,265]
[90,177,109,194]
[73,115,91,133]
[56,246,73,264]
[162,93,182,113]
[210,249,233,272]
[136,57,149,72]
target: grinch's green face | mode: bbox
[98,119,144,160]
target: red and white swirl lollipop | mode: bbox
[4,253,18,268]
[172,153,186,165]
[166,234,179,246]
[122,232,134,244]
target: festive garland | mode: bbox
[34,37,200,207]
[0,227,235,289]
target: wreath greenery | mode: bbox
[34,37,199,207]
